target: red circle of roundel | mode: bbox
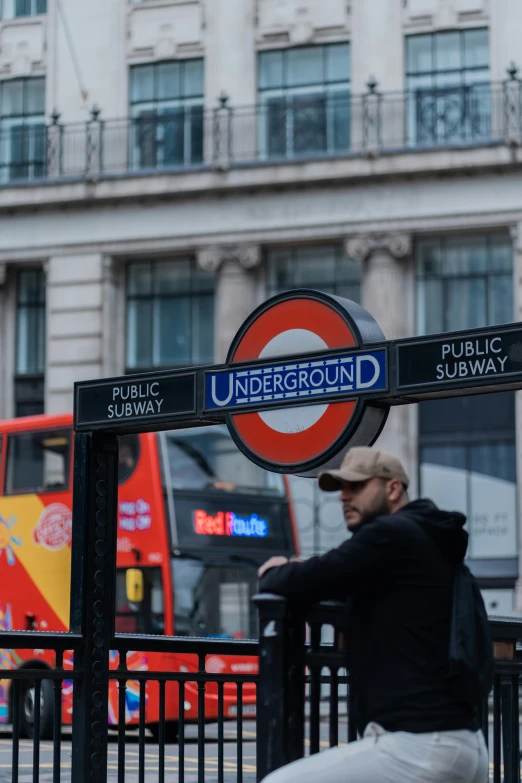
[230,298,358,466]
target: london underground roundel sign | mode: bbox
[221,290,389,477]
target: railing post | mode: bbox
[47,108,63,179]
[213,91,232,171]
[70,431,119,783]
[503,62,522,146]
[85,104,104,181]
[254,593,305,782]
[362,76,382,156]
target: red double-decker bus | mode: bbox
[0,413,298,738]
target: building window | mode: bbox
[0,78,45,183]
[15,268,46,417]
[126,259,214,370]
[258,43,350,159]
[2,0,46,18]
[129,60,204,170]
[406,29,490,145]
[267,245,361,301]
[417,234,516,570]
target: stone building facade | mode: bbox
[0,0,521,611]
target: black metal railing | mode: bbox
[111,633,259,783]
[1,71,522,186]
[0,630,82,783]
[255,594,522,783]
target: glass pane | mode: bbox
[18,268,44,304]
[35,0,46,13]
[337,282,361,303]
[326,43,350,83]
[287,47,324,87]
[14,0,27,16]
[183,59,204,98]
[192,294,214,363]
[331,90,350,150]
[189,104,204,163]
[469,443,516,559]
[445,278,486,330]
[338,256,362,283]
[420,446,468,520]
[157,62,180,101]
[267,250,293,292]
[2,0,14,19]
[489,237,512,272]
[292,93,326,153]
[17,305,45,373]
[156,297,190,365]
[2,80,24,116]
[463,28,489,69]
[435,32,460,71]
[258,51,283,90]
[192,265,214,293]
[131,65,155,104]
[406,35,432,74]
[417,239,442,276]
[6,429,70,495]
[489,275,513,325]
[444,237,487,275]
[153,260,191,294]
[297,246,336,286]
[126,299,152,368]
[160,108,184,166]
[419,278,443,335]
[26,78,45,114]
[156,296,189,365]
[264,97,287,157]
[471,442,516,483]
[128,263,152,296]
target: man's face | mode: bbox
[339,477,391,530]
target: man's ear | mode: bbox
[387,478,403,502]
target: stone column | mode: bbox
[346,233,417,494]
[45,253,105,414]
[511,223,522,611]
[197,244,261,363]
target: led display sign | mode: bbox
[194,509,268,538]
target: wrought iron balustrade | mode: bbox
[255,593,522,783]
[0,74,520,185]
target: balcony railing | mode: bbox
[2,72,522,186]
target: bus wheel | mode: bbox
[149,721,179,743]
[20,679,54,739]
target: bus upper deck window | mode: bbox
[5,429,71,495]
[118,435,140,485]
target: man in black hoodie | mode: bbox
[258,447,488,783]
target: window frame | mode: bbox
[4,427,72,496]
[129,59,204,170]
[405,28,490,146]
[0,77,46,182]
[257,43,351,160]
[125,258,214,372]
[266,244,361,301]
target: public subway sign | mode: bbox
[74,290,522,476]
[397,326,522,393]
[74,371,197,430]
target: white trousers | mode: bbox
[263,723,489,783]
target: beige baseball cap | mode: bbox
[318,447,409,492]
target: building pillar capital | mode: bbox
[196,244,262,273]
[345,233,412,263]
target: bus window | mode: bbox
[5,430,71,495]
[118,434,140,485]
[172,559,258,639]
[164,426,284,495]
[115,566,165,635]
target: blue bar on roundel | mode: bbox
[205,349,387,412]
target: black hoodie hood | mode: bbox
[398,498,468,565]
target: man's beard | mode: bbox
[356,492,391,524]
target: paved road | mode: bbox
[0,719,512,782]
